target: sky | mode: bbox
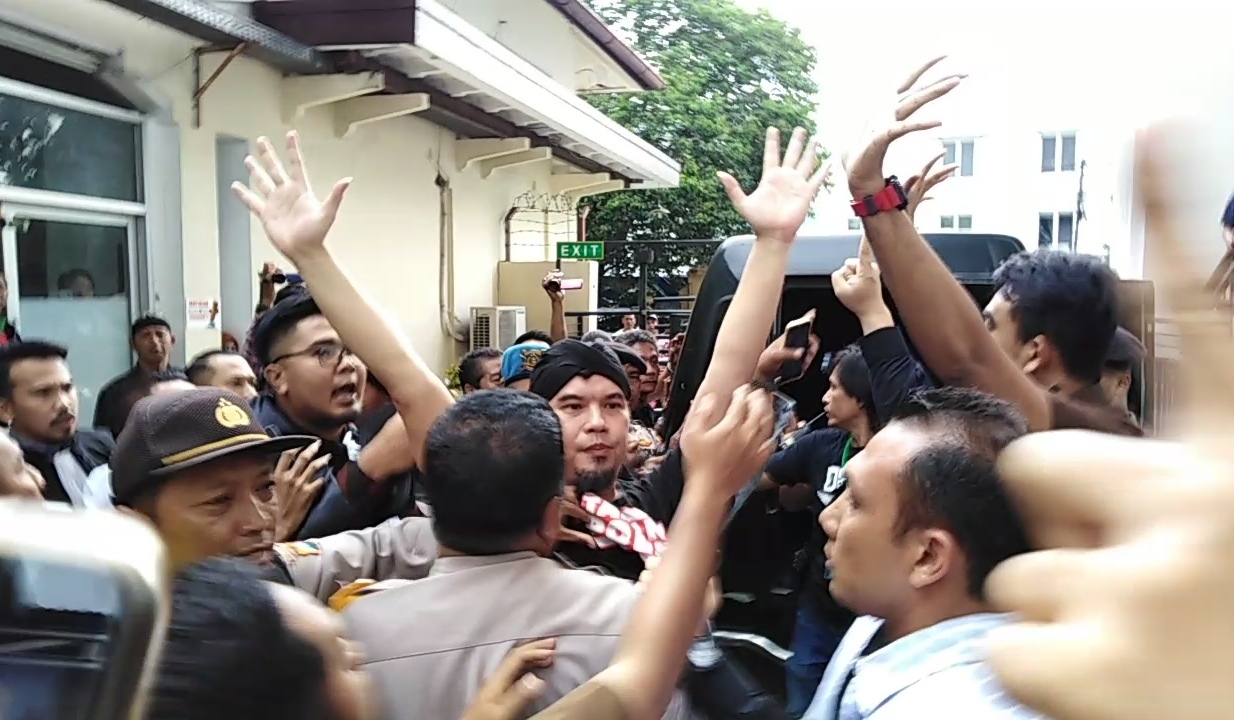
[732,0,1234,149]
[729,0,1234,269]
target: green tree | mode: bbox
[583,0,819,314]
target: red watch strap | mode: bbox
[851,183,905,218]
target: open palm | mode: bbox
[232,131,351,260]
[845,57,966,199]
[719,127,830,244]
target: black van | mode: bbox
[669,232,1155,701]
[666,232,1156,435]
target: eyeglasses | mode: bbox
[270,343,355,368]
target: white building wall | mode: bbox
[800,2,1234,289]
[811,63,1138,275]
[0,0,612,372]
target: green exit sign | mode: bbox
[557,241,605,261]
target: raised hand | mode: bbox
[461,639,556,720]
[542,270,565,301]
[904,150,957,222]
[231,131,352,261]
[845,57,966,199]
[831,238,886,318]
[984,126,1234,720]
[679,385,777,498]
[718,127,832,244]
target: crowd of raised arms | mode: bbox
[3,56,1234,720]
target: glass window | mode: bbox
[940,216,955,229]
[942,141,956,165]
[1057,212,1075,251]
[960,141,974,176]
[847,218,860,231]
[1060,134,1076,171]
[1041,135,1056,172]
[958,215,973,230]
[0,94,140,202]
[1038,212,1054,248]
[12,217,133,424]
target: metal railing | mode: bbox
[563,308,691,340]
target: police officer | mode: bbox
[110,387,436,602]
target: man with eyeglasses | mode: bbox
[249,293,418,539]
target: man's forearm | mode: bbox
[697,240,791,404]
[602,484,728,719]
[549,299,566,343]
[863,212,1050,428]
[356,412,417,481]
[861,212,993,382]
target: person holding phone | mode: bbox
[758,238,933,716]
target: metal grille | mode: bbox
[471,312,492,349]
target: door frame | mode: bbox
[0,202,141,329]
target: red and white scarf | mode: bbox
[579,493,667,562]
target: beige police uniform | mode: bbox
[344,551,692,720]
[272,516,436,604]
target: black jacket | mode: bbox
[251,395,413,539]
[15,429,113,505]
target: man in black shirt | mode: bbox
[0,341,112,508]
[529,339,684,581]
[615,330,660,429]
[94,315,178,438]
[762,348,878,717]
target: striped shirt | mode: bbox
[803,613,1044,720]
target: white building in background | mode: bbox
[809,54,1144,279]
[814,125,1139,273]
[0,0,678,421]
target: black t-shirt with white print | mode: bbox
[764,427,857,634]
[556,449,686,581]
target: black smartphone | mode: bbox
[727,392,798,525]
[776,316,813,382]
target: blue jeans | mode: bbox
[785,602,843,718]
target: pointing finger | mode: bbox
[998,431,1177,546]
[985,548,1090,622]
[717,172,747,208]
[761,127,781,177]
[920,150,947,179]
[244,156,277,198]
[896,55,948,95]
[896,77,964,122]
[256,136,290,187]
[986,620,1111,720]
[274,448,294,476]
[858,236,875,270]
[885,120,944,146]
[781,127,808,171]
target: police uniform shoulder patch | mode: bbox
[287,540,322,556]
[327,578,416,612]
[274,540,322,567]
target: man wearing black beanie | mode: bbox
[529,339,684,580]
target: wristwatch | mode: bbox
[850,176,909,218]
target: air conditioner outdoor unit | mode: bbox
[470,306,527,350]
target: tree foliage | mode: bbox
[583,0,819,309]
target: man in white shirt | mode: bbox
[804,387,1044,719]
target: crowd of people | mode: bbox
[4,56,1234,720]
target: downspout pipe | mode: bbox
[437,174,467,342]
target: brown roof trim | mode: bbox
[542,0,665,91]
